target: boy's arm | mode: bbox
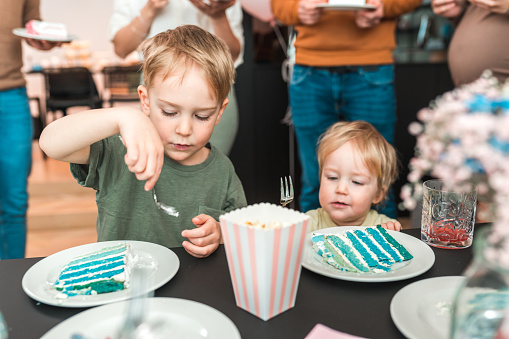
[39,107,164,191]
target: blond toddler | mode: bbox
[306,121,401,232]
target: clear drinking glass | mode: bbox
[421,179,477,249]
[0,312,7,339]
[450,227,509,338]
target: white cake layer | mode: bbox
[25,20,67,38]
[328,0,366,5]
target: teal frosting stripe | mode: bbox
[58,267,125,290]
[64,244,126,269]
[366,227,402,262]
[326,235,369,272]
[57,258,125,281]
[323,237,358,272]
[347,231,390,272]
[375,225,413,260]
[353,229,392,264]
[346,232,377,267]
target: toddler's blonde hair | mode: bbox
[317,121,398,202]
[139,25,235,103]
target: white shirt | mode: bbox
[108,0,244,67]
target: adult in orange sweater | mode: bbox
[271,0,420,217]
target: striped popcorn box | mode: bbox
[220,203,309,321]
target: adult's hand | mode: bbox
[469,0,509,14]
[298,0,327,25]
[431,0,467,18]
[189,0,235,19]
[144,0,169,17]
[24,38,61,51]
[355,0,384,28]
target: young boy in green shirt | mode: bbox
[39,25,247,258]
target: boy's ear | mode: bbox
[214,98,229,126]
[372,188,385,205]
[137,85,151,117]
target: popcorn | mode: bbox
[244,219,289,229]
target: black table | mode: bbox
[0,228,478,339]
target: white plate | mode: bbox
[316,3,377,10]
[22,241,179,307]
[41,297,241,339]
[12,28,77,42]
[391,276,465,339]
[302,226,435,282]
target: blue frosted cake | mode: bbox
[52,243,132,298]
[312,225,413,273]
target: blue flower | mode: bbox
[489,136,509,155]
[464,158,485,174]
[467,94,494,113]
[491,99,509,113]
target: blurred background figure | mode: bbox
[270,0,421,217]
[431,0,509,86]
[0,0,61,259]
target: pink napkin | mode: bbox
[305,324,368,339]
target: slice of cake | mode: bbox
[312,225,413,273]
[25,20,68,39]
[52,243,132,298]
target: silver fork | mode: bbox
[280,176,294,207]
[152,188,179,217]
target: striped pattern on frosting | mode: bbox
[312,225,413,273]
[53,243,131,297]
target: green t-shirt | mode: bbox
[71,135,247,248]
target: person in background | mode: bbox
[0,0,61,259]
[271,0,421,217]
[108,0,244,156]
[40,26,247,258]
[307,121,401,233]
[431,0,509,86]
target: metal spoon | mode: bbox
[152,188,179,217]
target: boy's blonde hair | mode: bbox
[139,25,235,103]
[317,121,398,201]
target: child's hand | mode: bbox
[380,221,402,232]
[181,214,222,258]
[119,110,165,191]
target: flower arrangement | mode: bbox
[401,71,509,237]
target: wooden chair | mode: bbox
[101,64,142,107]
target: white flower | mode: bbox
[408,122,423,136]
[401,71,509,238]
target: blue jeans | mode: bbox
[0,87,32,259]
[289,64,397,217]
